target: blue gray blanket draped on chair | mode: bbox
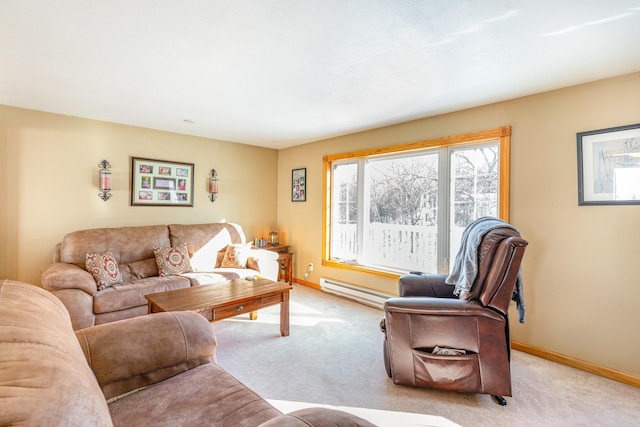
[445,216,526,323]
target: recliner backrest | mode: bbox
[469,228,527,315]
[478,236,528,314]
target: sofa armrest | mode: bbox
[51,288,97,330]
[41,263,98,330]
[41,262,98,296]
[75,311,216,400]
[248,248,279,282]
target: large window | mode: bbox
[322,127,511,277]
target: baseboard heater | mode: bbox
[319,278,393,310]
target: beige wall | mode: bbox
[0,106,279,285]
[278,72,640,376]
[2,72,639,377]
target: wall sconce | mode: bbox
[98,160,112,201]
[209,169,219,202]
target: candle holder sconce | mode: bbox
[98,160,112,201]
[268,231,279,245]
[209,169,219,202]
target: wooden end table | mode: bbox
[261,243,293,286]
[145,278,293,336]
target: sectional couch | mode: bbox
[41,222,279,330]
[0,280,375,426]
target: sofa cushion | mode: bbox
[153,242,192,276]
[220,243,252,268]
[95,305,149,326]
[169,223,247,271]
[0,280,113,427]
[259,408,377,427]
[108,363,282,427]
[86,250,123,290]
[59,225,171,281]
[190,235,224,271]
[93,276,191,314]
[118,258,159,281]
[181,270,245,286]
[247,256,260,271]
[169,223,245,249]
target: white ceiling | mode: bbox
[2,1,640,149]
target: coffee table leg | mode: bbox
[280,290,290,336]
[250,311,258,320]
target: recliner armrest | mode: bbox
[384,297,503,321]
[76,311,216,400]
[398,273,452,297]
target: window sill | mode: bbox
[322,259,401,280]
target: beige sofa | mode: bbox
[41,222,279,330]
[0,280,375,426]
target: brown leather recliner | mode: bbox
[381,224,528,405]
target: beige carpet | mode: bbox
[213,284,640,427]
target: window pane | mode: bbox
[324,128,508,277]
[331,163,358,260]
[449,145,499,262]
[363,154,439,272]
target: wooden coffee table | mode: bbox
[145,278,293,336]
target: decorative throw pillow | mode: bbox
[215,249,226,268]
[154,242,192,276]
[220,243,251,268]
[246,256,260,271]
[86,250,122,291]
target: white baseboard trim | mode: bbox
[319,278,392,310]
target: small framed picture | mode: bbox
[292,168,306,202]
[577,123,640,205]
[131,157,194,206]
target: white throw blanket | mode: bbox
[445,216,526,323]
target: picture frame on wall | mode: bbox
[292,167,306,202]
[577,123,640,205]
[131,157,194,206]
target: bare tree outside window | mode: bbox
[449,145,499,263]
[364,154,439,271]
[324,127,510,276]
[367,155,439,226]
